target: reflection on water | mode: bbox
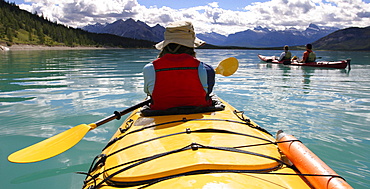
[1,49,369,189]
[1,50,157,137]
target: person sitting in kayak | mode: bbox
[143,21,215,111]
[278,45,292,64]
[300,44,316,63]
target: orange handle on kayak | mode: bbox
[277,131,353,189]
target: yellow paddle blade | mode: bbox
[8,124,93,163]
[215,57,239,76]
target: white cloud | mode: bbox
[18,0,370,36]
[208,2,219,8]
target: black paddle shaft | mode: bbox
[94,99,151,127]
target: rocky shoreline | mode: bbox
[1,44,114,51]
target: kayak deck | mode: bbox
[82,99,350,189]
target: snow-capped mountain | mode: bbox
[83,19,339,48]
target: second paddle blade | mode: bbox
[215,57,239,76]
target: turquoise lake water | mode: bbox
[1,49,369,188]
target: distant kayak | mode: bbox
[258,54,350,69]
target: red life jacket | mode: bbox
[150,53,212,110]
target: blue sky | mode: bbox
[9,0,370,35]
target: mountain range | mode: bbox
[83,19,339,48]
[2,0,367,52]
[83,18,165,43]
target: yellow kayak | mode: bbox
[82,98,352,189]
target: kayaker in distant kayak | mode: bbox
[277,45,292,64]
[278,45,292,61]
[143,21,215,111]
[300,44,316,63]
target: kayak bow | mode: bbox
[81,99,353,189]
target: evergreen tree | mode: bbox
[6,27,13,42]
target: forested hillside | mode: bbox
[0,0,155,48]
[313,26,370,51]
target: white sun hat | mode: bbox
[155,21,205,50]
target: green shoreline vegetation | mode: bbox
[0,0,155,49]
